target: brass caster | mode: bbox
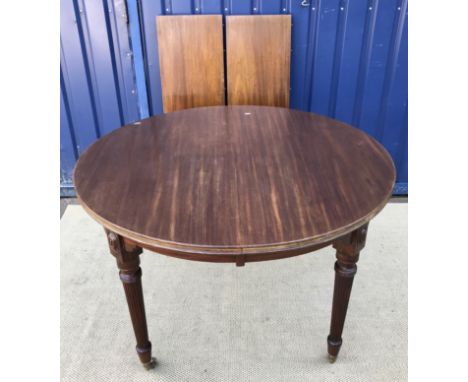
[328,354,337,363]
[143,357,157,370]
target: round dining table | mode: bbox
[74,105,396,369]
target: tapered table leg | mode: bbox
[105,229,156,370]
[327,224,368,362]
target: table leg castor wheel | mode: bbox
[142,357,157,370]
[328,354,337,363]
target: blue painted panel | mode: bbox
[352,0,379,127]
[61,0,408,195]
[60,0,140,193]
[60,3,99,154]
[290,0,313,110]
[327,0,349,117]
[201,0,222,14]
[137,0,164,115]
[60,85,77,187]
[106,0,140,122]
[393,183,407,195]
[358,0,396,137]
[169,0,192,14]
[310,0,341,115]
[128,0,150,118]
[379,1,408,161]
[230,0,252,15]
[334,0,367,123]
[396,104,408,184]
[79,0,123,134]
[260,0,282,14]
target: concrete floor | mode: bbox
[61,196,407,219]
[60,198,79,218]
[61,203,408,381]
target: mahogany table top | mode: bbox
[74,106,395,257]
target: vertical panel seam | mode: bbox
[395,100,408,179]
[60,39,80,154]
[109,0,132,122]
[163,0,172,14]
[137,0,154,115]
[102,0,125,125]
[302,1,311,109]
[223,15,228,105]
[304,0,321,111]
[328,0,349,117]
[252,0,259,14]
[351,0,379,127]
[279,0,289,13]
[60,65,79,161]
[375,0,407,141]
[193,0,201,13]
[72,0,102,139]
[127,0,150,118]
[81,0,107,134]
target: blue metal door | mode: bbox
[60,0,408,195]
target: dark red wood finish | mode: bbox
[328,223,369,361]
[74,106,395,259]
[74,106,395,367]
[105,229,156,370]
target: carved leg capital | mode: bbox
[106,229,142,271]
[332,223,368,264]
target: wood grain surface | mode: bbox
[226,15,291,107]
[156,15,225,112]
[74,106,395,257]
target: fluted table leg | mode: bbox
[327,224,368,362]
[105,229,156,370]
